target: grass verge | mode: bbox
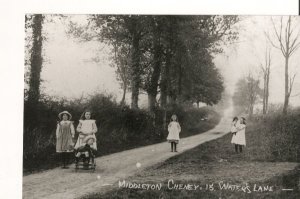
[83,120,300,199]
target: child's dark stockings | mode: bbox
[235,144,238,153]
[239,145,243,153]
[174,143,177,152]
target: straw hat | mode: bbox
[83,135,96,143]
[58,111,72,120]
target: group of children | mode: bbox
[230,116,247,153]
[56,110,98,168]
[56,111,182,168]
[56,110,246,168]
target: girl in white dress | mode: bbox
[74,111,98,150]
[167,114,181,152]
[231,117,246,153]
[230,116,239,153]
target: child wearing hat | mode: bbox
[56,111,75,168]
[75,135,97,165]
[74,110,98,150]
[167,114,181,152]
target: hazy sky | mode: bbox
[39,15,300,107]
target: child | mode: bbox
[167,114,181,152]
[230,116,239,153]
[232,117,246,153]
[56,111,75,168]
[75,135,97,165]
[74,110,98,150]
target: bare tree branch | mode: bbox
[265,31,281,50]
[291,92,300,97]
[269,17,287,55]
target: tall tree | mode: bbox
[170,16,238,104]
[68,15,239,111]
[160,16,178,109]
[145,16,164,112]
[233,74,263,117]
[267,16,300,114]
[27,14,44,105]
[88,15,151,109]
[260,45,272,114]
[111,43,131,105]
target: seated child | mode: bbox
[75,135,97,164]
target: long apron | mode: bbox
[56,123,74,152]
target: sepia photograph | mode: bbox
[22,14,300,198]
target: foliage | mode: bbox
[67,15,240,109]
[250,108,300,162]
[23,93,220,173]
[233,74,263,116]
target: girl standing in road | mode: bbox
[231,117,246,153]
[167,114,181,152]
[230,116,239,153]
[56,111,75,168]
[74,110,98,150]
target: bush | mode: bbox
[247,108,300,162]
[23,93,221,174]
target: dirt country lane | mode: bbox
[23,108,233,199]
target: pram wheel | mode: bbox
[74,153,96,172]
[90,157,96,172]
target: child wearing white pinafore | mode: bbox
[230,116,239,153]
[167,114,181,152]
[74,111,98,150]
[231,117,246,153]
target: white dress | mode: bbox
[74,119,98,150]
[167,121,181,143]
[231,123,246,146]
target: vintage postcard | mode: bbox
[21,13,300,198]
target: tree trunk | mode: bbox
[28,14,43,105]
[262,75,267,115]
[148,19,162,112]
[148,94,156,111]
[130,30,141,109]
[160,50,171,109]
[120,83,127,106]
[283,56,289,115]
[249,103,254,118]
[177,59,183,103]
[147,50,162,111]
[265,68,270,113]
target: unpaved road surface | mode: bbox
[23,112,235,199]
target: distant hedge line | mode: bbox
[23,93,221,174]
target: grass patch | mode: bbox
[83,119,300,198]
